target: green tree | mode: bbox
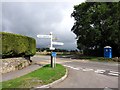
[71,2,120,56]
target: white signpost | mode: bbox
[37,35,51,39]
[37,32,64,68]
[52,42,64,46]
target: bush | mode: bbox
[97,57,112,61]
[0,32,36,58]
[84,48,103,57]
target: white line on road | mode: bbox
[70,67,80,70]
[63,65,119,77]
[109,71,119,74]
[108,71,119,76]
[82,68,94,71]
[104,87,113,90]
[63,65,75,68]
[95,69,106,74]
[63,65,80,70]
[63,65,67,67]
[63,65,71,68]
[108,73,119,76]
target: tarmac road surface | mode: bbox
[2,55,119,89]
[33,55,119,89]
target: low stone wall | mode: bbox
[0,57,31,74]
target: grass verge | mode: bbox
[1,64,66,89]
[76,55,117,62]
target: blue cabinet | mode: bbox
[104,46,112,58]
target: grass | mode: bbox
[1,64,66,89]
[76,55,116,62]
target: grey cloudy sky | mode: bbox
[1,0,85,50]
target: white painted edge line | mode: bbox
[63,65,67,67]
[95,69,106,74]
[36,68,68,88]
[63,65,70,67]
[109,71,119,74]
[64,65,95,71]
[63,65,80,70]
[104,87,113,90]
[64,65,72,68]
[71,67,80,70]
[108,73,119,76]
[68,66,73,68]
[63,65,73,68]
[82,68,94,71]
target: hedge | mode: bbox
[83,48,103,57]
[0,32,36,58]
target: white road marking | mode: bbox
[62,56,66,57]
[63,65,71,68]
[63,65,119,77]
[71,67,80,70]
[95,69,106,74]
[63,65,80,70]
[108,71,119,76]
[82,68,94,71]
[108,73,119,76]
[63,65,67,67]
[104,87,113,90]
[68,66,74,68]
[109,71,119,74]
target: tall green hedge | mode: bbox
[0,32,36,58]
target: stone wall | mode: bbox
[0,57,31,74]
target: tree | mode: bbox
[71,2,120,56]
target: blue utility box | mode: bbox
[104,46,112,58]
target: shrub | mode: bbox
[0,32,36,58]
[97,57,112,61]
[84,48,103,57]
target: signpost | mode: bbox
[37,32,64,68]
[51,52,56,68]
[37,35,51,39]
[52,42,64,46]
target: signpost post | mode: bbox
[37,32,64,68]
[51,52,56,68]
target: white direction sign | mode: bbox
[52,42,64,46]
[49,47,55,50]
[37,35,51,39]
[37,32,64,50]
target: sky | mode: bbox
[1,0,85,50]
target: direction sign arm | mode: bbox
[52,42,64,45]
[37,35,51,39]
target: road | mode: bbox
[2,55,119,89]
[32,55,119,89]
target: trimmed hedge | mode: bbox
[0,32,36,58]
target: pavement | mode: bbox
[2,63,41,82]
[1,55,49,82]
[1,55,120,89]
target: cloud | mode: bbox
[2,1,84,50]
